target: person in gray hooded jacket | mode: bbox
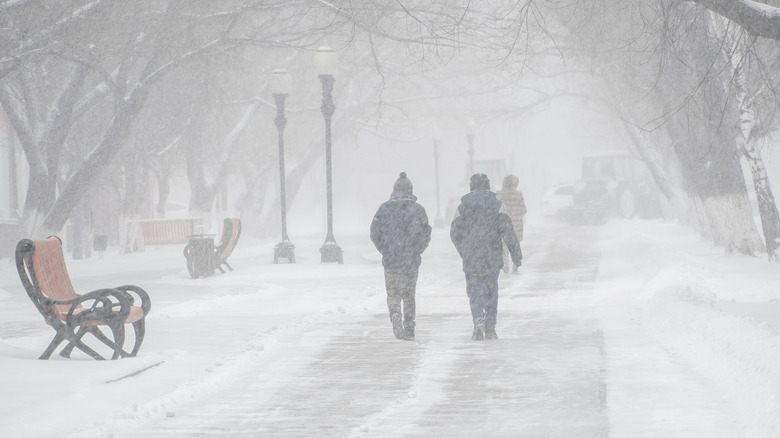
[371,172,432,340]
[450,173,522,340]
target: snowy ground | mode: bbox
[1,217,780,437]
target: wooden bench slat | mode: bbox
[139,218,202,245]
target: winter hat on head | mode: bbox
[392,172,414,197]
[470,173,490,191]
[502,174,519,190]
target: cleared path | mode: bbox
[115,224,608,437]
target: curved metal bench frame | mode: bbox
[15,237,151,360]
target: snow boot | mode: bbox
[391,313,404,340]
[403,326,415,341]
[485,327,498,340]
[472,318,485,341]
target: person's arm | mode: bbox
[370,209,384,253]
[498,213,523,266]
[517,192,528,217]
[450,216,467,258]
[417,206,432,254]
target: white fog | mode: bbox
[3,2,780,437]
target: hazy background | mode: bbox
[3,1,780,259]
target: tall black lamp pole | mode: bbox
[271,69,295,263]
[466,120,476,176]
[432,125,443,227]
[315,46,343,264]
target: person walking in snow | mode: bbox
[371,172,432,341]
[495,174,527,273]
[450,173,523,341]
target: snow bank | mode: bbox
[597,220,780,437]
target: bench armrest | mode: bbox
[114,285,151,315]
[59,288,133,325]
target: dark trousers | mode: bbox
[384,268,418,328]
[465,271,500,328]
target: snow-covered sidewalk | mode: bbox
[1,219,779,437]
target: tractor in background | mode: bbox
[561,152,661,225]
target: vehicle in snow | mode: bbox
[540,183,575,221]
[561,152,661,225]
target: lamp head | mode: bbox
[269,69,292,94]
[466,120,476,137]
[314,46,338,76]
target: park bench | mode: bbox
[139,218,202,245]
[15,236,151,360]
[215,218,242,273]
[182,218,242,278]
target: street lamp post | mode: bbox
[315,46,343,264]
[466,120,476,176]
[432,125,443,228]
[270,69,295,263]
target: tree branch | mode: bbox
[692,0,780,40]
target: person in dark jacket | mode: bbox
[371,172,432,341]
[450,173,522,340]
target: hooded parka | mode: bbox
[370,173,432,270]
[450,189,522,273]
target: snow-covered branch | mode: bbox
[0,0,28,12]
[693,0,780,40]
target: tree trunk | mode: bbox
[1,64,86,237]
[20,168,57,236]
[743,140,780,258]
[185,129,215,231]
[712,13,780,259]
[154,165,171,218]
[41,74,152,235]
[3,113,19,218]
[667,116,763,254]
[737,93,780,259]
[71,198,86,259]
[620,116,683,219]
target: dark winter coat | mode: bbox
[450,190,523,274]
[371,194,432,270]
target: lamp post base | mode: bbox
[274,241,296,264]
[320,242,343,264]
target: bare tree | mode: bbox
[523,0,770,253]
[0,2,246,237]
[708,14,780,259]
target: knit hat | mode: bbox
[392,172,414,197]
[502,174,519,190]
[470,173,490,191]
